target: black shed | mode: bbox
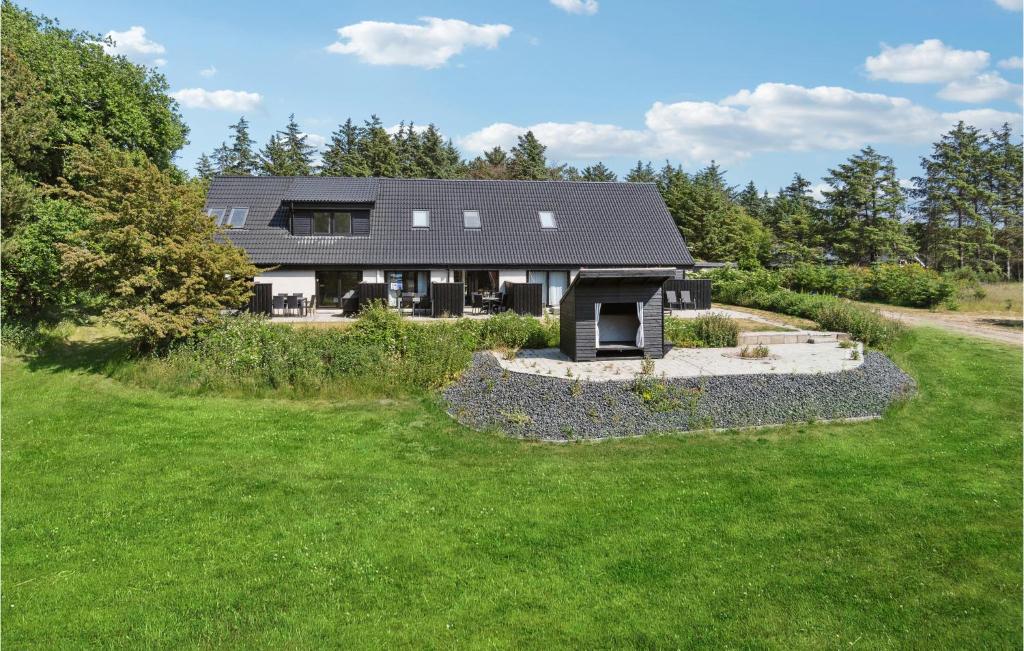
[559,268,676,361]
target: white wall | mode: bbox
[254,270,315,297]
[498,269,527,290]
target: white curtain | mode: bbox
[594,302,601,347]
[548,272,568,306]
[636,301,645,348]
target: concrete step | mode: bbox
[737,331,851,346]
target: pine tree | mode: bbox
[220,116,258,175]
[321,118,369,177]
[258,134,290,176]
[393,122,423,178]
[359,115,399,177]
[735,181,773,226]
[550,164,581,181]
[277,113,316,175]
[194,153,216,180]
[768,174,824,264]
[912,123,998,270]
[580,161,617,182]
[824,146,912,265]
[467,146,510,179]
[417,124,456,179]
[508,131,548,180]
[625,160,656,183]
[985,123,1022,279]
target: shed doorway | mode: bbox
[595,302,643,354]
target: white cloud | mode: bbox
[199,65,217,77]
[865,39,989,83]
[299,132,327,149]
[102,26,167,66]
[170,88,262,111]
[550,0,599,15]
[999,56,1024,70]
[459,82,1021,163]
[994,0,1022,10]
[325,17,512,68]
[938,72,1021,103]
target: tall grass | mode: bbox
[119,304,560,398]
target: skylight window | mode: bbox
[463,210,481,229]
[412,210,430,228]
[227,207,249,228]
[207,208,226,225]
[538,211,557,229]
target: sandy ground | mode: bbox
[875,309,1022,346]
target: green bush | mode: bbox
[866,264,955,308]
[666,314,739,348]
[706,267,903,348]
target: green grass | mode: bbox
[2,327,1021,648]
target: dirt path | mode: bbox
[877,309,1022,346]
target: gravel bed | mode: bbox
[443,351,915,441]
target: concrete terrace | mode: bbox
[497,342,865,382]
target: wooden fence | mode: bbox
[247,282,273,316]
[430,282,464,317]
[663,278,712,310]
[357,283,388,310]
[504,282,543,316]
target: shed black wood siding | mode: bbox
[559,282,664,361]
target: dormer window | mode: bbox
[412,210,430,228]
[463,210,481,229]
[227,207,249,228]
[538,211,557,229]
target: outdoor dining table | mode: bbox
[481,296,501,314]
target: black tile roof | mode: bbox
[206,176,694,268]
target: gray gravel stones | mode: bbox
[443,351,915,441]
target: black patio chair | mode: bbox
[272,294,286,316]
[470,292,483,314]
[285,294,301,316]
[664,290,679,312]
[678,290,696,310]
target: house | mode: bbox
[204,176,694,311]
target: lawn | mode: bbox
[2,326,1021,648]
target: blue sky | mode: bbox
[25,0,1024,194]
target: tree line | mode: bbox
[199,113,1023,278]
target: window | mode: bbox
[226,207,249,228]
[335,211,352,234]
[538,211,557,229]
[314,212,332,234]
[463,210,481,229]
[412,210,430,228]
[312,211,354,235]
[207,208,226,225]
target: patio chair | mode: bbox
[664,290,679,312]
[400,293,416,316]
[272,294,286,316]
[285,294,301,316]
[470,292,483,314]
[678,290,696,310]
[415,296,432,317]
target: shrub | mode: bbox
[665,314,738,348]
[866,264,955,308]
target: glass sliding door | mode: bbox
[527,270,569,306]
[547,271,568,306]
[385,270,430,306]
[316,270,362,308]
